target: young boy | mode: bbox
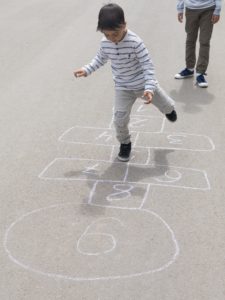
[74,3,177,162]
[175,0,222,88]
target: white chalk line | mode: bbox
[58,127,215,152]
[77,217,123,256]
[3,203,180,281]
[160,118,166,133]
[139,184,151,209]
[38,157,211,191]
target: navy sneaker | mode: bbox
[196,73,208,88]
[175,68,194,79]
[166,110,177,122]
[117,142,131,162]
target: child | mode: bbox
[74,3,177,162]
[175,0,222,87]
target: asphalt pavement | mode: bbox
[1,0,225,299]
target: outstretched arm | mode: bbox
[74,46,108,78]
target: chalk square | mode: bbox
[129,115,163,133]
[126,164,210,190]
[136,132,215,151]
[39,158,128,182]
[59,126,140,146]
[111,147,151,165]
[88,181,150,209]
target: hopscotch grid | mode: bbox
[58,125,215,152]
[39,156,213,173]
[3,91,215,284]
[38,159,211,191]
[56,141,216,152]
[3,203,180,281]
[38,157,211,191]
[57,142,215,152]
[38,177,210,190]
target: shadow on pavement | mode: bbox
[63,149,173,216]
[170,78,214,113]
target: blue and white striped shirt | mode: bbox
[82,30,158,93]
[177,0,222,15]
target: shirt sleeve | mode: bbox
[134,41,157,93]
[82,47,109,75]
[177,0,184,13]
[214,0,222,15]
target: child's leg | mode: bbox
[114,90,136,144]
[151,85,175,114]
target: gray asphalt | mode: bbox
[1,0,225,299]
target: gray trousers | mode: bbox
[114,85,175,144]
[185,7,214,74]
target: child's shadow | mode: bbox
[64,149,173,216]
[170,79,214,113]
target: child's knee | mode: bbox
[114,110,129,127]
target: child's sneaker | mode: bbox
[117,142,131,162]
[165,110,177,122]
[175,68,194,79]
[196,73,208,88]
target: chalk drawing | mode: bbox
[3,203,179,281]
[58,126,215,152]
[38,158,210,190]
[4,100,215,283]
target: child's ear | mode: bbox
[121,23,126,30]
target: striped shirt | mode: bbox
[177,0,222,15]
[82,30,158,93]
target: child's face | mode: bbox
[102,25,127,43]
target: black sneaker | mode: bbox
[166,110,177,122]
[117,142,131,162]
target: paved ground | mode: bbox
[1,0,225,299]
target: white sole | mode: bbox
[174,74,194,79]
[117,156,130,162]
[197,84,208,88]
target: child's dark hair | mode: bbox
[97,3,125,31]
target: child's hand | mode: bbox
[211,14,220,24]
[178,13,183,23]
[142,91,153,104]
[74,69,87,78]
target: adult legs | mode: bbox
[196,9,214,74]
[185,8,200,69]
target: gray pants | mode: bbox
[185,7,214,74]
[114,85,175,144]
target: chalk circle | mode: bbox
[4,203,179,281]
